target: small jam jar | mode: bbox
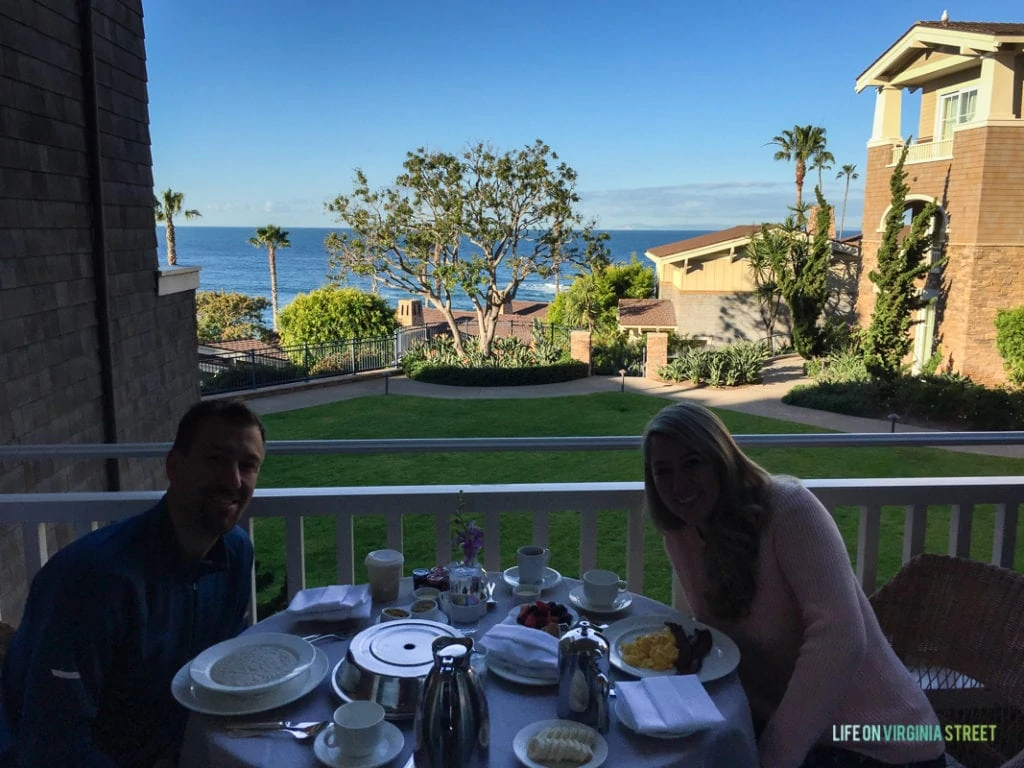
[412,568,431,590]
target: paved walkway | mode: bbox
[233,356,1024,460]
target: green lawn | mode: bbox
[251,392,1024,617]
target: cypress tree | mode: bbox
[863,146,941,380]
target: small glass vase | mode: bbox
[445,559,487,626]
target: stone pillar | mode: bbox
[396,299,423,327]
[869,86,903,144]
[646,332,668,380]
[569,330,591,374]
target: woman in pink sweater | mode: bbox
[642,402,946,768]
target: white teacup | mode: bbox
[325,700,384,757]
[379,606,411,622]
[583,569,628,607]
[517,545,551,586]
[409,598,442,622]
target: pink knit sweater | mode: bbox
[663,478,944,768]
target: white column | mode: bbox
[869,86,903,145]
[977,52,1016,121]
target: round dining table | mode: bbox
[178,576,759,767]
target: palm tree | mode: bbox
[811,147,835,192]
[770,125,829,219]
[836,164,860,240]
[153,188,201,266]
[248,225,292,330]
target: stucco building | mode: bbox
[855,20,1024,382]
[0,0,200,622]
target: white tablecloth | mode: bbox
[179,577,758,767]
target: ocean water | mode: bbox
[158,227,709,322]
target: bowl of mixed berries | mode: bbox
[508,601,577,637]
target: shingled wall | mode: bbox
[0,0,199,622]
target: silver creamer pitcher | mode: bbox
[557,620,610,733]
[414,636,489,767]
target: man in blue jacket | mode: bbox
[0,399,266,767]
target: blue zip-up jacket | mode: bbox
[0,498,253,767]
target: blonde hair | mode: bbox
[642,402,772,620]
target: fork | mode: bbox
[301,632,349,644]
[225,721,328,741]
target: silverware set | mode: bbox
[224,720,328,741]
[300,632,350,644]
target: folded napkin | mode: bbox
[480,623,559,679]
[285,584,372,622]
[616,675,725,736]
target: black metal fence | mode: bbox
[198,320,574,395]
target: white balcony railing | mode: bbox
[890,137,954,166]
[2,435,1022,623]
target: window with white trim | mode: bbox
[937,88,978,140]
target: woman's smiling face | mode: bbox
[648,433,720,527]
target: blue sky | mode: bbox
[143,0,1018,231]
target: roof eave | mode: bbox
[655,235,755,264]
[856,25,1023,93]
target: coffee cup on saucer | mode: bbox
[582,569,628,608]
[517,545,550,585]
[325,700,385,757]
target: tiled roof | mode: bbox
[647,225,761,258]
[207,339,279,353]
[915,21,1024,34]
[618,299,676,328]
[421,300,551,327]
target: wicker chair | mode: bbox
[869,554,1024,768]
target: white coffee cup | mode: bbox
[365,549,404,602]
[583,569,628,607]
[325,700,384,757]
[413,586,441,601]
[517,545,551,586]
[409,598,442,622]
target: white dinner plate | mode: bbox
[568,585,633,615]
[603,614,740,684]
[502,566,562,591]
[313,721,404,768]
[513,718,608,768]
[172,647,328,716]
[189,632,317,696]
[487,654,559,687]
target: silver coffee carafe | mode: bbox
[557,620,610,733]
[414,636,489,767]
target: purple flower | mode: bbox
[452,491,484,564]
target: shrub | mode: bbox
[658,342,768,388]
[196,290,272,343]
[592,331,644,375]
[409,361,589,386]
[995,307,1024,384]
[278,286,396,356]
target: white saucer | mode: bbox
[502,566,561,591]
[376,608,449,625]
[172,647,328,716]
[313,721,404,768]
[513,718,608,768]
[487,654,559,687]
[569,585,633,614]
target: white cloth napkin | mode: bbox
[616,675,725,735]
[285,584,372,622]
[480,623,559,679]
